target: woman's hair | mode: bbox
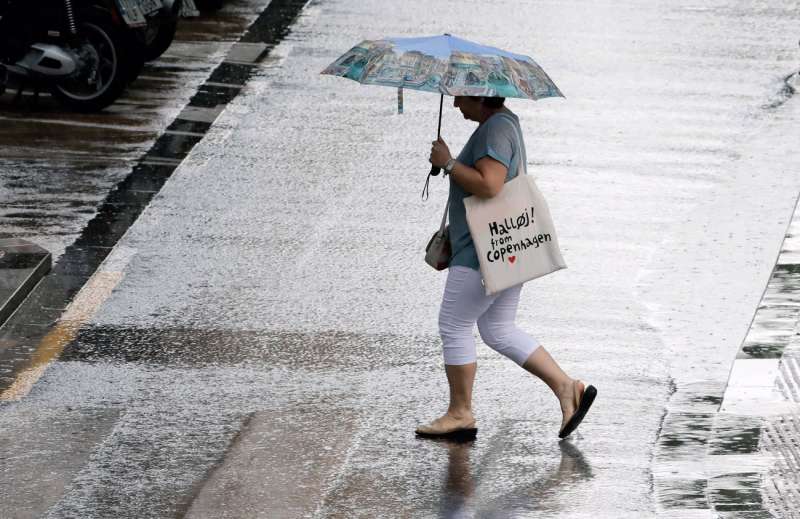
[470,96,505,109]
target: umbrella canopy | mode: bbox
[321,34,563,100]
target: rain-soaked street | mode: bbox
[1,0,800,517]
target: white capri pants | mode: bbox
[439,266,541,366]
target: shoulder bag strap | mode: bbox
[493,113,527,177]
[439,197,450,233]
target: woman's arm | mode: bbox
[449,157,507,198]
[430,138,507,198]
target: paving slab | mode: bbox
[0,404,120,519]
[186,409,357,518]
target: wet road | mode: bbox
[1,0,800,517]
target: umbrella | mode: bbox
[321,33,564,177]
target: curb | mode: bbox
[654,193,800,518]
[721,192,800,518]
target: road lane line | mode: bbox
[0,270,124,402]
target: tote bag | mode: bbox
[463,115,566,295]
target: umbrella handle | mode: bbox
[429,94,444,176]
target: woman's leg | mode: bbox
[476,284,539,365]
[522,347,583,431]
[445,362,477,419]
[477,285,581,431]
[417,266,495,434]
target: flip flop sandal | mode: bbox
[415,427,478,442]
[558,385,597,439]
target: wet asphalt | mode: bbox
[1,0,800,518]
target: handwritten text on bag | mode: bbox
[486,206,552,264]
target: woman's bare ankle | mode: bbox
[446,408,474,422]
[555,378,575,401]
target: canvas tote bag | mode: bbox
[464,114,566,295]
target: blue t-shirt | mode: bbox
[449,109,526,270]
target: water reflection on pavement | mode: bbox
[434,439,593,518]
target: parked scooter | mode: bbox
[123,0,198,82]
[0,0,145,111]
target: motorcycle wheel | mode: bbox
[143,0,181,61]
[50,19,132,112]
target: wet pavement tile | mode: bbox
[186,409,358,519]
[119,163,176,192]
[208,62,253,86]
[708,473,767,512]
[657,412,714,455]
[0,405,122,518]
[146,132,205,161]
[708,418,763,455]
[47,409,250,518]
[656,479,709,509]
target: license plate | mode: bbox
[180,0,200,17]
[115,0,147,27]
[139,0,163,16]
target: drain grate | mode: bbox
[777,354,800,403]
[761,413,800,518]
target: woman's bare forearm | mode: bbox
[449,160,504,198]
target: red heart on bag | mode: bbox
[509,256,516,264]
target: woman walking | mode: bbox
[416,95,596,440]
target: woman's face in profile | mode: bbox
[453,96,482,122]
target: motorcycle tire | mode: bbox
[123,30,147,83]
[143,0,181,61]
[50,18,133,112]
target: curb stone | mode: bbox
[655,194,800,519]
[0,239,51,329]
